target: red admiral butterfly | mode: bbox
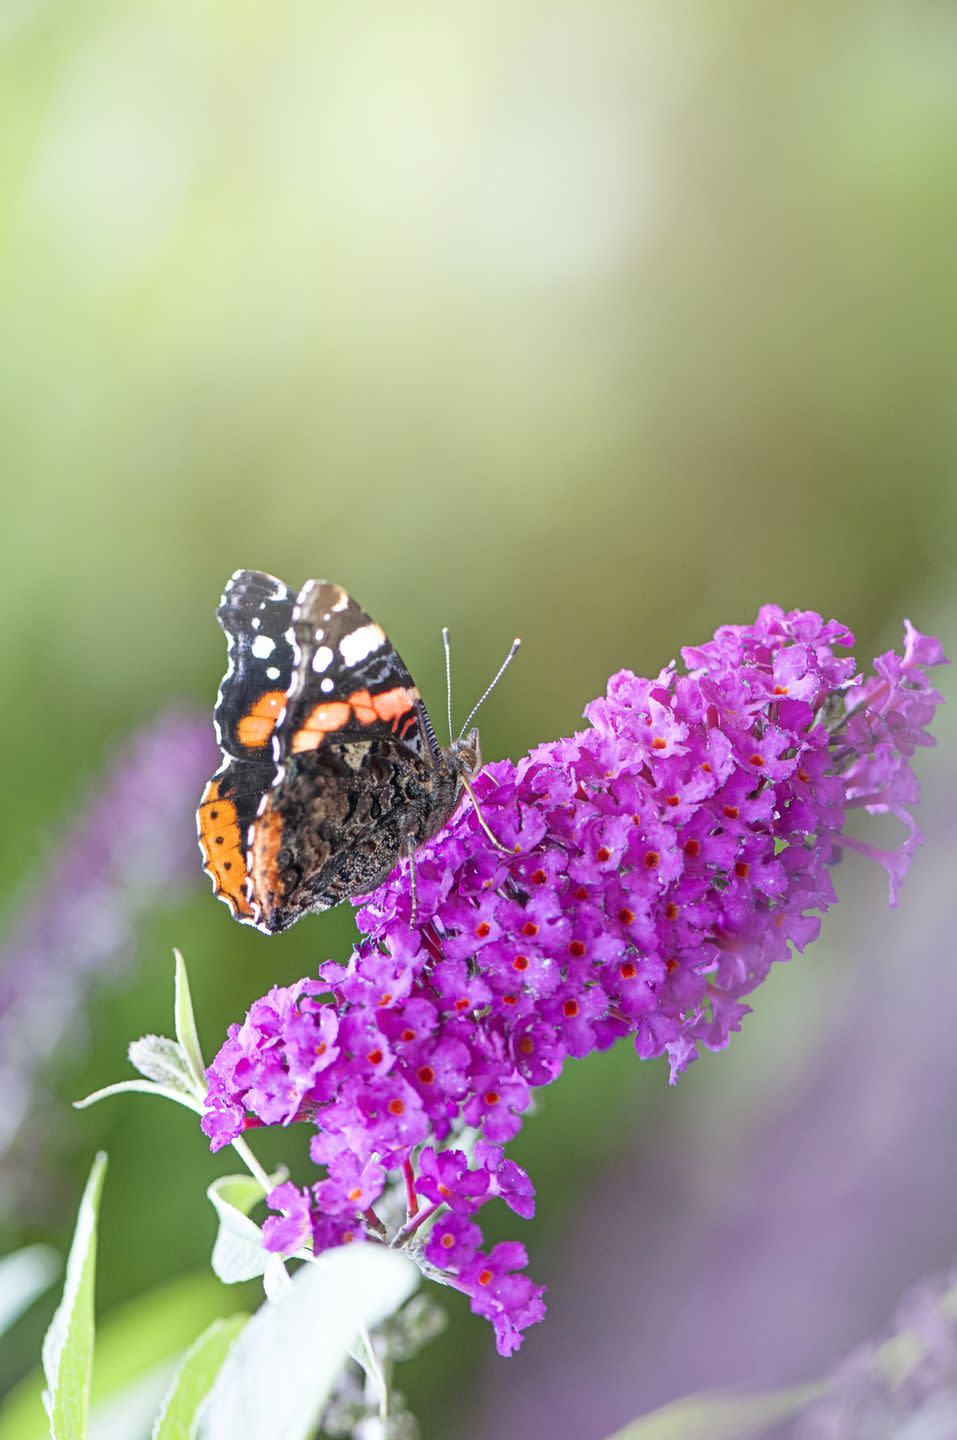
[198,570,517,934]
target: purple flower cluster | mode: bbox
[202,610,946,1354]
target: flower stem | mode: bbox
[403,1158,419,1218]
[391,1199,443,1248]
[230,1134,274,1194]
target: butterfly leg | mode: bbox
[460,773,514,854]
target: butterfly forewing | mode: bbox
[214,570,296,762]
[275,579,431,760]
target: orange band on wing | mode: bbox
[346,689,377,725]
[291,686,418,752]
[291,700,351,753]
[369,687,416,727]
[197,778,254,917]
[237,689,286,749]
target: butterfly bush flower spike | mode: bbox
[203,608,947,1354]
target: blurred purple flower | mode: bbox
[791,1271,957,1439]
[202,610,946,1355]
[0,710,217,1214]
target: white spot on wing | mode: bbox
[320,677,334,693]
[331,589,349,612]
[266,665,281,680]
[251,634,276,659]
[312,645,334,673]
[339,623,386,666]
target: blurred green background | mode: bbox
[1,1,956,1436]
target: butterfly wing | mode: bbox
[276,579,435,759]
[246,580,449,932]
[214,569,296,761]
[198,570,296,923]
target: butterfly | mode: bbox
[197,570,516,934]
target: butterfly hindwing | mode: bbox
[214,569,296,762]
[197,757,274,922]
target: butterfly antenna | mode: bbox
[456,637,522,743]
[442,626,454,745]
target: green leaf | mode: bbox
[74,1079,204,1115]
[42,1151,108,1440]
[603,1383,825,1440]
[0,1245,60,1339]
[128,1036,196,1095]
[199,1245,418,1440]
[206,1177,270,1286]
[173,949,207,1093]
[152,1316,247,1440]
[0,1273,244,1440]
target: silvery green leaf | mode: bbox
[0,1245,60,1338]
[129,1035,195,1094]
[207,1177,268,1285]
[42,1152,108,1440]
[199,1246,418,1440]
[0,1271,232,1440]
[173,949,207,1094]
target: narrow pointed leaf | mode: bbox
[0,1246,60,1338]
[42,1152,108,1440]
[173,949,207,1093]
[74,1080,204,1115]
[152,1315,247,1440]
[0,1273,235,1440]
[200,1246,418,1440]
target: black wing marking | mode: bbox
[213,569,296,762]
[273,579,438,761]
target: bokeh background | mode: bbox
[2,2,956,1436]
